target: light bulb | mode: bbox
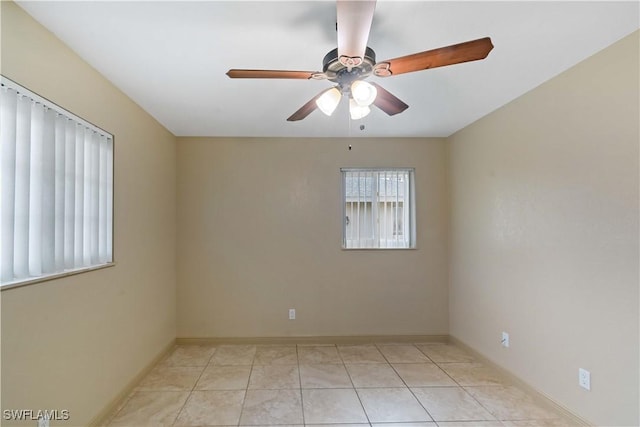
[315,87,341,116]
[351,80,377,106]
[349,98,370,120]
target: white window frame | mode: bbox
[341,168,416,249]
[1,76,114,290]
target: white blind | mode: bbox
[0,78,113,286]
[342,168,414,249]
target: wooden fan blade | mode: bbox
[374,37,494,77]
[370,83,408,116]
[226,69,317,79]
[337,0,376,67]
[287,91,325,121]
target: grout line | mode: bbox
[118,342,560,426]
[296,344,306,425]
[433,362,505,419]
[387,342,504,424]
[336,343,373,425]
[104,342,180,425]
[335,342,347,365]
[237,345,258,426]
[420,345,505,423]
[101,390,134,426]
[377,342,437,424]
[170,345,217,426]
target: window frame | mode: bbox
[0,76,115,291]
[341,167,416,250]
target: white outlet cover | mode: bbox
[579,368,591,390]
[288,309,295,320]
[501,332,510,348]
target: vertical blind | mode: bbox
[342,168,414,249]
[0,78,113,286]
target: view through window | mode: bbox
[342,168,415,249]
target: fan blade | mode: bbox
[370,83,409,116]
[374,37,494,77]
[227,69,317,79]
[336,0,376,68]
[287,91,325,121]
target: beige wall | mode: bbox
[448,31,639,426]
[176,137,449,338]
[2,1,637,425]
[1,2,177,425]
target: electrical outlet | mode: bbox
[288,308,296,320]
[579,368,591,390]
[501,332,510,348]
[38,417,49,427]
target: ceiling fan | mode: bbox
[226,0,494,122]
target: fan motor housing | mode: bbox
[323,47,376,88]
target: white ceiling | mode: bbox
[17,1,639,138]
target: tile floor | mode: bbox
[104,342,577,426]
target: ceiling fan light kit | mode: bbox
[351,80,377,107]
[315,79,377,119]
[316,87,342,116]
[226,0,494,122]
[349,98,371,120]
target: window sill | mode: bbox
[341,247,418,251]
[0,262,116,291]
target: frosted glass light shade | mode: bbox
[351,80,377,106]
[349,98,371,120]
[316,87,342,116]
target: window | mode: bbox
[342,168,415,249]
[0,76,114,288]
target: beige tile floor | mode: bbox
[104,342,578,426]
